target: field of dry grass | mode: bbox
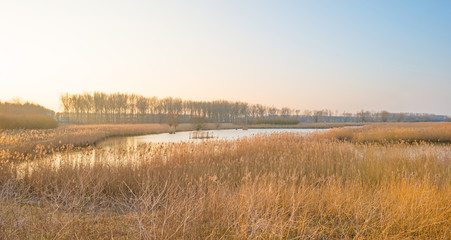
[0,123,450,239]
[320,122,451,143]
[248,122,366,129]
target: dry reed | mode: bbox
[0,132,449,239]
[320,122,451,143]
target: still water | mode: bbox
[97,128,325,148]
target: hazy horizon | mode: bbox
[1,1,450,115]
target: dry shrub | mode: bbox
[0,114,58,129]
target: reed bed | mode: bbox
[320,122,451,143]
[0,133,449,239]
[248,122,365,129]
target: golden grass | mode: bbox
[1,133,449,239]
[320,122,451,143]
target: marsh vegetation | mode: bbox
[0,123,449,239]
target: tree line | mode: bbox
[58,92,300,124]
[58,92,448,124]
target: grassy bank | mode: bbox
[319,122,451,143]
[0,133,449,239]
[247,122,365,129]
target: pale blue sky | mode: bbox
[0,0,450,115]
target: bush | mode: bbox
[0,114,58,129]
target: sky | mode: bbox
[1,0,450,115]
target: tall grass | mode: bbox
[320,122,451,143]
[1,133,449,239]
[248,122,365,129]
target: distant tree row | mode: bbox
[301,109,447,123]
[57,92,448,124]
[58,92,301,124]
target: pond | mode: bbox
[97,128,326,148]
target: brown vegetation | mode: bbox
[248,122,365,129]
[0,100,54,116]
[0,128,450,238]
[320,122,451,143]
[0,101,57,130]
[0,114,58,130]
